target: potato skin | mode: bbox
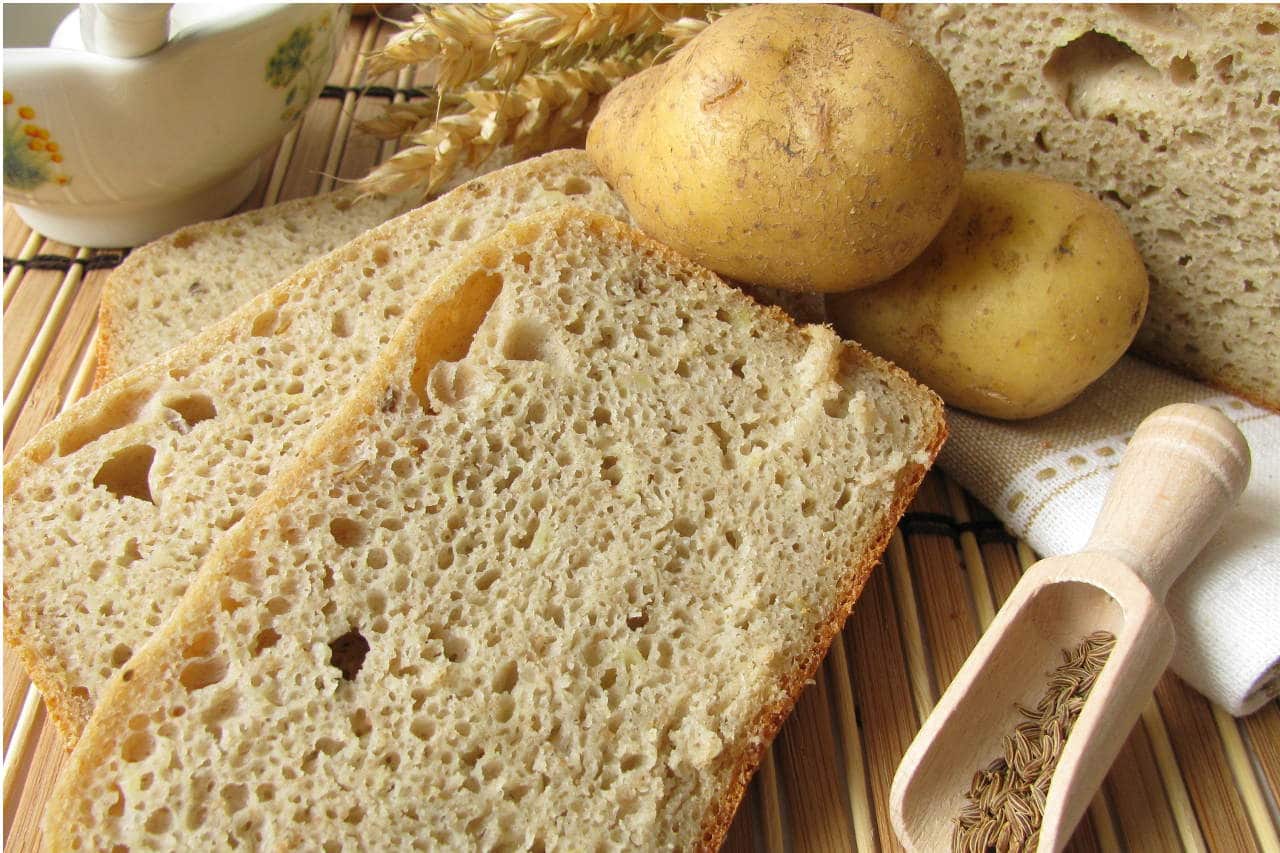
[828,170,1150,420]
[586,5,964,293]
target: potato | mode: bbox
[586,5,964,293]
[828,170,1150,419]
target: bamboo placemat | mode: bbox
[3,13,1278,852]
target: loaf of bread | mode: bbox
[884,4,1279,410]
[95,189,420,383]
[45,208,945,850]
[2,151,627,744]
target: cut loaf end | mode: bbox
[47,208,944,849]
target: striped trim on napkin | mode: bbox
[938,356,1279,717]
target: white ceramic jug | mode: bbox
[4,4,347,247]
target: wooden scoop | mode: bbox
[891,403,1251,852]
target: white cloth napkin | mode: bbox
[937,356,1280,717]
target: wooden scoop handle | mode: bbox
[1085,403,1250,600]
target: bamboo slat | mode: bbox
[3,12,1277,852]
[1240,705,1280,815]
[1155,677,1261,851]
[774,663,855,851]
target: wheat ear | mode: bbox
[356,55,648,197]
[369,4,707,88]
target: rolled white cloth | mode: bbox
[938,356,1279,717]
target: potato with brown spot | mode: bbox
[587,4,965,293]
[828,170,1150,419]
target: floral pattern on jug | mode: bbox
[266,11,334,123]
[3,91,70,190]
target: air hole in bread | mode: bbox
[442,631,469,663]
[121,730,154,762]
[1102,189,1132,210]
[251,308,279,337]
[410,270,503,411]
[600,456,623,486]
[1043,30,1160,119]
[410,715,435,741]
[59,389,152,456]
[172,231,197,250]
[823,385,857,419]
[351,708,373,738]
[513,251,533,272]
[1181,130,1213,148]
[110,644,132,666]
[474,568,501,592]
[371,244,392,267]
[221,785,249,816]
[328,629,370,680]
[1214,54,1236,83]
[200,689,239,731]
[94,444,156,504]
[1169,54,1199,85]
[491,660,519,694]
[183,631,217,659]
[252,628,280,655]
[329,517,368,548]
[450,218,475,241]
[835,486,853,511]
[331,310,352,338]
[107,784,126,818]
[502,318,551,363]
[179,655,227,691]
[164,393,216,429]
[316,737,343,756]
[119,537,143,566]
[562,176,591,195]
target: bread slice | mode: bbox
[2,150,628,744]
[884,4,1280,410]
[95,189,421,384]
[45,208,945,850]
[97,183,830,388]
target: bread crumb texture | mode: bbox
[891,4,1279,407]
[97,152,526,383]
[3,152,628,741]
[46,212,941,850]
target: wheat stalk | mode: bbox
[355,4,726,197]
[358,54,649,197]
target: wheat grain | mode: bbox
[952,631,1116,852]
